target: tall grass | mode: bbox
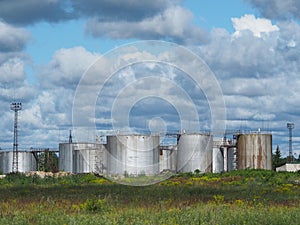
[0,170,299,224]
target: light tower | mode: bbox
[10,102,22,173]
[287,123,294,163]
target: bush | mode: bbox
[80,198,110,212]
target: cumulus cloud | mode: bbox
[0,1,206,44]
[72,0,172,22]
[198,14,300,80]
[0,58,26,85]
[0,0,73,25]
[198,28,279,78]
[39,46,100,88]
[85,6,208,44]
[0,21,30,52]
[0,0,172,25]
[192,14,300,152]
[0,46,101,149]
[245,0,300,20]
[232,14,279,37]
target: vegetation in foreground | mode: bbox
[0,169,299,224]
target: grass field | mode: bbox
[0,169,299,224]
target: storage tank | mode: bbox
[212,147,224,173]
[59,143,73,172]
[0,151,37,174]
[73,143,106,173]
[226,147,236,171]
[106,135,160,176]
[237,134,272,170]
[159,145,177,172]
[177,133,213,173]
[59,143,106,173]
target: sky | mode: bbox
[0,0,300,157]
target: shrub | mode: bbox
[80,198,110,212]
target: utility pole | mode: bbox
[11,102,22,173]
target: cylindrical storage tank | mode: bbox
[73,143,106,173]
[212,147,224,173]
[237,134,272,170]
[160,146,177,172]
[59,143,73,172]
[227,147,236,171]
[0,151,37,174]
[19,152,37,172]
[0,151,12,174]
[106,135,160,176]
[177,133,213,173]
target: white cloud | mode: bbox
[253,113,276,121]
[0,58,26,84]
[85,6,208,44]
[39,46,100,88]
[245,0,300,20]
[0,21,30,52]
[232,14,279,38]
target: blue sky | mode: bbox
[0,0,300,158]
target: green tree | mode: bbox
[272,145,286,170]
[38,150,59,172]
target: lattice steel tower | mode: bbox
[11,102,22,173]
[287,123,294,162]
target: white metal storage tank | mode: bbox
[59,143,106,174]
[0,151,37,174]
[106,135,160,176]
[177,133,213,173]
[159,146,177,172]
[59,143,73,172]
[212,147,224,173]
[237,133,272,170]
[73,143,106,173]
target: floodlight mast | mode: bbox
[287,123,294,163]
[10,102,22,173]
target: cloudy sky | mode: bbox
[0,0,299,157]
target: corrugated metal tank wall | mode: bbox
[59,143,73,172]
[73,143,106,174]
[237,134,272,170]
[0,151,37,174]
[160,146,177,172]
[212,147,224,173]
[106,135,160,176]
[227,147,236,171]
[19,152,37,173]
[59,143,106,173]
[177,133,213,173]
[0,151,11,174]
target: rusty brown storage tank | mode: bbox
[237,133,272,170]
[177,133,213,173]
